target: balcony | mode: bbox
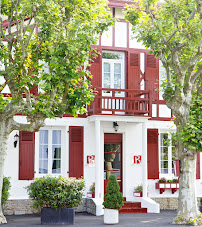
[87,88,151,117]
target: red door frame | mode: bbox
[104,133,122,193]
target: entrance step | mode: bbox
[119,202,147,214]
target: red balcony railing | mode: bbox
[87,88,151,117]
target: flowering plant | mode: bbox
[26,176,85,209]
[158,177,167,183]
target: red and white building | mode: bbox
[1,0,201,215]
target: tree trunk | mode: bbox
[177,150,200,223]
[0,122,9,224]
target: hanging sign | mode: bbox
[87,155,95,167]
[134,155,141,164]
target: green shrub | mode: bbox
[103,175,124,210]
[172,178,179,183]
[2,177,11,206]
[26,176,85,209]
[134,185,142,193]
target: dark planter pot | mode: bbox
[199,206,202,213]
[41,207,75,225]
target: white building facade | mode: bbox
[1,0,201,215]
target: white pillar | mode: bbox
[95,119,101,199]
[142,122,148,197]
[94,119,104,216]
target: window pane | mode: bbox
[39,145,48,158]
[104,170,121,180]
[114,63,121,89]
[52,146,61,159]
[39,160,48,173]
[161,147,168,160]
[39,130,48,174]
[114,63,121,74]
[161,133,168,146]
[104,63,110,72]
[104,73,111,88]
[103,63,111,88]
[161,161,168,174]
[39,130,48,144]
[52,160,61,173]
[102,52,122,60]
[52,130,61,144]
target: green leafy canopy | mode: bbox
[0,0,113,129]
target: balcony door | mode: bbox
[102,51,125,114]
[104,133,122,194]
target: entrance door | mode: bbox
[104,133,122,194]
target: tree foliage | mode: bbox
[0,0,113,132]
[125,0,201,124]
[125,0,201,223]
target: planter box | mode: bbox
[41,207,75,225]
[133,192,142,197]
[87,192,95,198]
[104,208,119,224]
[155,182,179,194]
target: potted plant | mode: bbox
[26,176,85,225]
[133,185,142,197]
[88,182,95,198]
[158,177,167,183]
[103,175,124,224]
[2,177,11,210]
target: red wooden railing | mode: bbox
[87,88,151,117]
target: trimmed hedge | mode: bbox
[26,176,85,209]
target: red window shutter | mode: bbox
[89,49,102,88]
[196,152,200,179]
[19,131,35,180]
[127,51,140,89]
[147,129,159,179]
[69,126,83,178]
[145,53,159,101]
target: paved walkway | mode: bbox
[5,210,190,227]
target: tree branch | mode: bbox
[0,18,11,43]
[182,41,202,72]
[9,117,45,133]
[22,86,32,109]
[191,65,202,84]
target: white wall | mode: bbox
[4,116,202,201]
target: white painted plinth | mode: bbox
[104,209,119,224]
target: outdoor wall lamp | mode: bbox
[113,122,119,132]
[14,133,19,148]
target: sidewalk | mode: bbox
[5,210,191,227]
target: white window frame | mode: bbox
[102,51,125,91]
[35,127,65,176]
[159,131,175,178]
